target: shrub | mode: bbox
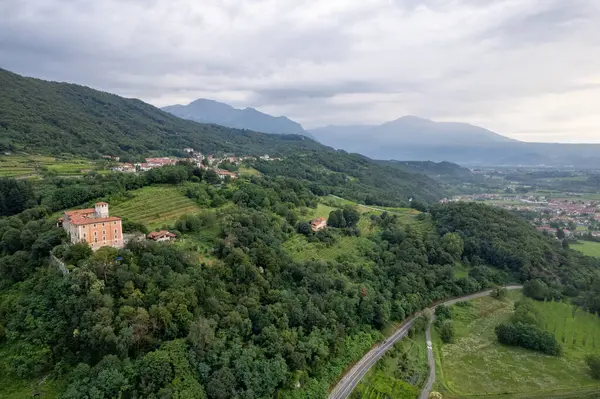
[495,322,562,356]
[585,354,600,379]
[439,320,454,344]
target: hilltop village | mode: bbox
[109,149,280,179]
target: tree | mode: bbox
[327,210,340,228]
[342,206,360,227]
[523,279,549,301]
[296,221,312,236]
[557,228,566,240]
[1,228,22,254]
[439,319,454,343]
[441,232,464,260]
[585,354,600,379]
[491,287,507,300]
[204,169,221,185]
[64,243,93,265]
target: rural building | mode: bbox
[215,169,238,179]
[61,202,124,250]
[183,148,194,153]
[311,217,327,232]
[145,157,177,167]
[148,230,176,242]
[112,163,135,173]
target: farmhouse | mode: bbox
[61,202,124,250]
[311,217,327,232]
[148,230,177,242]
[215,169,238,179]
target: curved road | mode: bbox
[329,286,523,399]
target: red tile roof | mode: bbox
[148,230,176,240]
[64,208,96,217]
[70,216,122,225]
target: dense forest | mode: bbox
[432,202,600,312]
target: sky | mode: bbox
[1,0,600,143]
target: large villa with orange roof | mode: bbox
[60,202,124,250]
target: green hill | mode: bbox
[0,68,322,159]
[0,68,445,204]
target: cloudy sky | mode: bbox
[1,0,600,142]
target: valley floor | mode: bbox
[433,292,600,398]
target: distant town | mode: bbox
[443,194,600,239]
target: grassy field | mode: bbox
[572,240,600,258]
[453,263,470,279]
[352,332,429,399]
[298,203,338,220]
[283,233,376,266]
[110,186,202,229]
[433,292,600,398]
[0,154,100,178]
[237,166,261,176]
[283,210,379,265]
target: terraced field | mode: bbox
[111,186,202,229]
[0,154,98,177]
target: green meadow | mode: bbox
[572,240,600,258]
[433,292,600,398]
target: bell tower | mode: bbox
[95,202,109,218]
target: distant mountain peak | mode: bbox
[162,99,309,136]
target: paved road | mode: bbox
[329,286,523,399]
[419,285,523,399]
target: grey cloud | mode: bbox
[1,0,600,142]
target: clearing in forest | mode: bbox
[111,185,202,229]
[572,240,600,258]
[433,292,600,398]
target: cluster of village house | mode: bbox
[58,203,177,251]
[109,148,280,180]
[443,195,600,238]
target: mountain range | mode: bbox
[163,99,600,167]
[3,66,599,168]
[309,118,600,167]
[162,99,312,137]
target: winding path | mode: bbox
[328,286,523,399]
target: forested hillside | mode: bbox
[432,202,600,311]
[0,167,498,398]
[0,68,445,205]
[0,68,322,159]
[1,168,599,398]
